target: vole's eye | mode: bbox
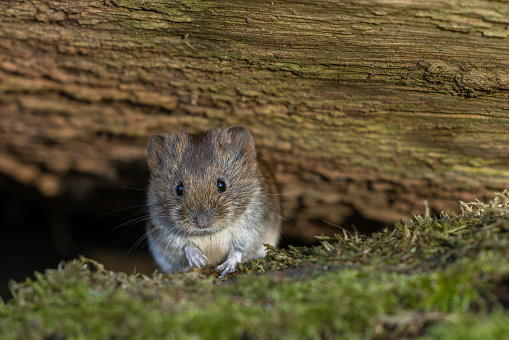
[176,183,184,197]
[217,179,227,193]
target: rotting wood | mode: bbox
[0,0,508,242]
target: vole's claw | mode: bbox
[216,263,229,276]
[217,248,242,275]
[216,260,237,276]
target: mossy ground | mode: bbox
[2,192,509,339]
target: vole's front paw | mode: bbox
[216,248,242,276]
[216,260,238,276]
[184,246,207,268]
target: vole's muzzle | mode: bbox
[196,212,211,229]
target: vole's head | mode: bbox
[147,126,260,234]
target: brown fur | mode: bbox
[146,126,281,274]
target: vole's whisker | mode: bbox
[119,210,148,223]
[113,216,152,248]
[121,186,148,192]
[278,214,295,225]
[96,204,149,217]
[121,228,156,268]
[113,216,151,230]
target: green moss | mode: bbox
[421,309,509,340]
[2,191,509,339]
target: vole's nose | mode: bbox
[196,213,211,229]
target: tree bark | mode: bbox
[1,0,509,243]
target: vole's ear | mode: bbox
[225,126,256,153]
[147,134,168,170]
